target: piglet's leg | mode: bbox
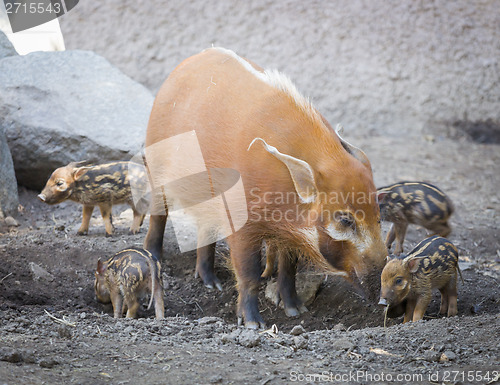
[384,225,396,252]
[77,205,94,235]
[98,203,114,236]
[125,296,140,319]
[446,274,458,317]
[261,243,276,279]
[110,290,123,318]
[154,282,165,320]
[412,295,431,322]
[438,287,449,315]
[403,298,416,323]
[393,222,408,255]
[129,208,144,234]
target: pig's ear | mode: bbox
[405,257,425,273]
[248,138,317,203]
[335,124,371,170]
[73,167,90,181]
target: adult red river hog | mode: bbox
[142,47,387,328]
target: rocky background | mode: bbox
[0,2,499,384]
[59,0,500,137]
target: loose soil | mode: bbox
[0,135,499,384]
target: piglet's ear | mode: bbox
[96,259,105,275]
[405,257,425,273]
[376,191,387,205]
[73,166,91,181]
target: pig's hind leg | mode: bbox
[230,234,266,329]
[277,251,308,317]
[195,241,222,291]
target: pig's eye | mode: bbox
[334,211,355,228]
[56,181,64,187]
[395,278,403,285]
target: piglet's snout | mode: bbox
[38,194,46,202]
[378,297,388,307]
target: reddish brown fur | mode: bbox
[143,48,387,327]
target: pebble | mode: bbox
[332,338,355,351]
[39,357,60,368]
[293,336,308,350]
[5,216,19,227]
[440,350,457,362]
[0,347,22,363]
[290,325,305,336]
[238,329,261,348]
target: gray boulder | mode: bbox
[0,31,17,59]
[0,126,19,217]
[0,50,154,190]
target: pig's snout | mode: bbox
[378,297,388,307]
[38,193,46,202]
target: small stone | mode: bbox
[58,325,72,339]
[197,316,221,325]
[80,312,87,319]
[0,347,22,363]
[29,262,54,282]
[238,329,261,348]
[249,358,257,365]
[421,350,440,362]
[333,323,346,331]
[293,336,308,350]
[39,357,60,368]
[209,375,223,384]
[4,216,19,227]
[332,338,355,351]
[290,325,305,336]
[440,351,457,362]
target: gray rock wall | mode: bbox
[0,50,153,190]
[59,0,500,137]
[0,125,18,217]
[0,31,18,216]
[0,29,17,59]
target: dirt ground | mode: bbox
[0,132,499,384]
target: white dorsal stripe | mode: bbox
[211,47,320,123]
